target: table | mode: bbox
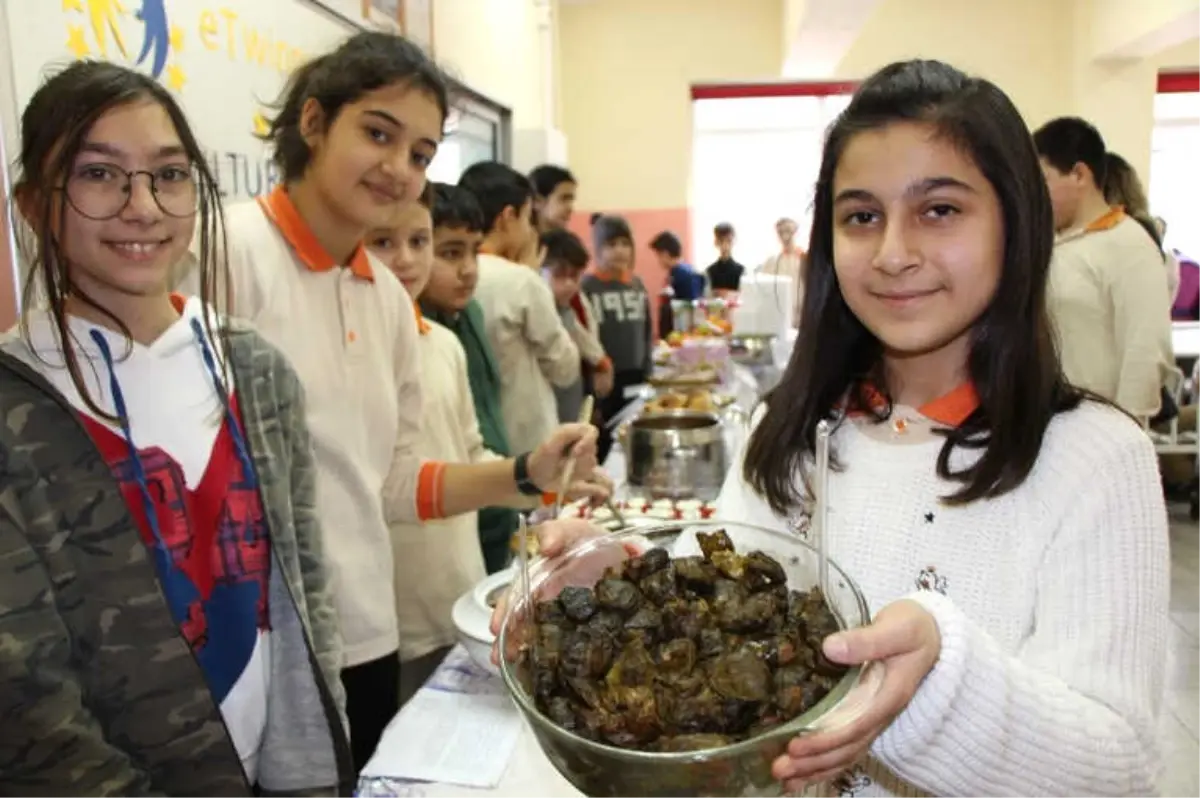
[356,646,581,797]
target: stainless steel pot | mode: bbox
[618,410,727,501]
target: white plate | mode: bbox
[451,589,498,676]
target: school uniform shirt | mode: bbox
[668,263,706,301]
[1048,207,1174,418]
[392,313,494,661]
[706,386,1169,796]
[555,294,610,423]
[581,271,653,377]
[2,296,273,782]
[472,252,580,454]
[705,257,746,293]
[178,186,442,668]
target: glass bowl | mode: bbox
[496,520,874,798]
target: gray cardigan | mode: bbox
[0,325,354,795]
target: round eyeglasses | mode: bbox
[63,162,199,221]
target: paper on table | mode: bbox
[360,686,522,789]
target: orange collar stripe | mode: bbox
[1084,206,1125,233]
[258,186,375,282]
[849,381,979,427]
[414,301,431,335]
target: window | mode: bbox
[1149,73,1199,259]
[428,85,511,183]
[689,85,852,270]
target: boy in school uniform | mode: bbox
[459,162,581,454]
[649,230,704,337]
[541,227,613,424]
[705,221,746,297]
[367,186,605,702]
[1033,116,1174,421]
[419,184,517,575]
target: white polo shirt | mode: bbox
[180,186,443,667]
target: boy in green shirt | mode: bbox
[419,183,516,573]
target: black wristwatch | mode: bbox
[513,452,542,496]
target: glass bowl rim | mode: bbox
[496,518,870,763]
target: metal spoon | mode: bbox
[814,419,832,597]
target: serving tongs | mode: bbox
[813,419,832,598]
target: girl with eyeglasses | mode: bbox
[0,60,354,794]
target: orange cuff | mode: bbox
[416,461,447,520]
[594,357,613,374]
[540,491,557,507]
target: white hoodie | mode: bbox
[1,296,272,782]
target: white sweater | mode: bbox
[715,401,1170,796]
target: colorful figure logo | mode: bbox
[63,0,186,91]
[134,0,170,78]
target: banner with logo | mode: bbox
[5,0,358,202]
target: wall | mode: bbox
[558,0,783,327]
[835,0,1075,128]
[835,0,1198,182]
[433,0,550,129]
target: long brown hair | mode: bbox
[743,59,1083,514]
[13,60,227,421]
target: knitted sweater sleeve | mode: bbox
[872,429,1170,796]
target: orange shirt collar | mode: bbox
[850,381,979,427]
[1084,205,1125,233]
[595,267,633,285]
[414,301,431,335]
[258,186,374,282]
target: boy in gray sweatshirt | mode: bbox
[581,214,652,462]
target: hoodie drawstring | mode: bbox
[188,318,257,489]
[90,329,170,553]
[88,321,259,559]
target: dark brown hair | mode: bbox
[262,31,449,182]
[743,59,1083,514]
[14,60,226,421]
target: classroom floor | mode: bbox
[1161,499,1200,797]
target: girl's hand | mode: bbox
[528,423,598,491]
[488,519,645,664]
[772,599,941,791]
[564,467,613,507]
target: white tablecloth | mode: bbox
[356,646,580,797]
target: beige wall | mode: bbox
[558,0,784,211]
[835,0,1074,129]
[434,0,551,128]
[836,0,1198,182]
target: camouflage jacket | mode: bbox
[0,327,355,796]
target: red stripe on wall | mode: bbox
[690,81,859,100]
[1158,71,1200,93]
